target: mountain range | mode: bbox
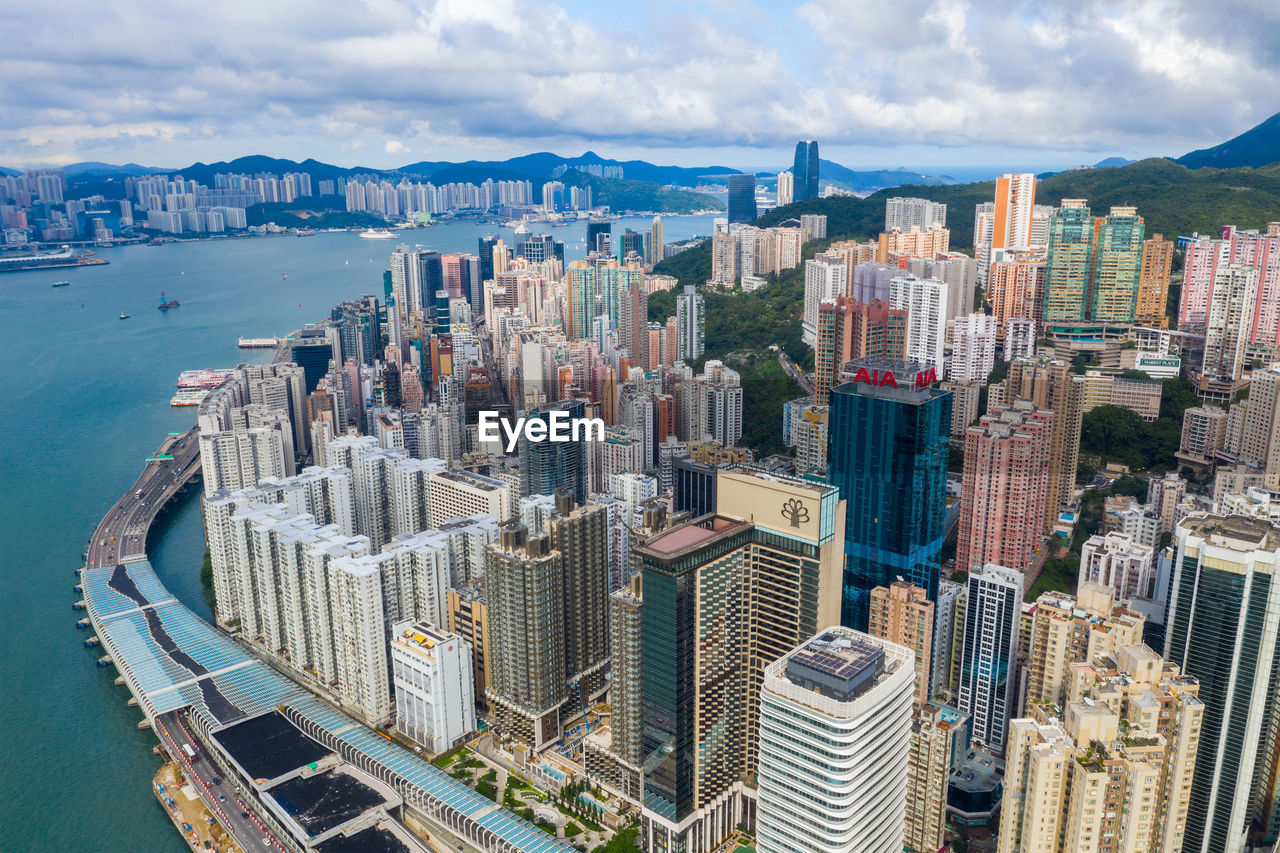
[7,110,1279,197]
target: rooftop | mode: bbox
[640,515,747,557]
[784,630,886,703]
[212,711,333,784]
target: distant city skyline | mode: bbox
[2,0,1276,170]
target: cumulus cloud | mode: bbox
[0,0,1275,166]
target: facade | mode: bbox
[950,312,998,382]
[726,174,757,224]
[775,171,793,207]
[636,468,845,853]
[957,564,1024,752]
[565,259,642,339]
[885,197,947,232]
[1023,583,1145,710]
[1136,233,1175,326]
[905,703,958,853]
[520,399,588,504]
[792,140,819,202]
[956,401,1053,578]
[1079,531,1156,600]
[998,644,1203,853]
[802,253,847,345]
[1202,262,1260,384]
[988,356,1085,531]
[1090,206,1145,323]
[756,628,914,853]
[390,621,475,753]
[827,360,951,629]
[1166,514,1280,852]
[868,580,934,708]
[889,274,948,376]
[675,285,705,362]
[1042,199,1094,324]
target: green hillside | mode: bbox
[559,170,722,215]
[1177,112,1280,169]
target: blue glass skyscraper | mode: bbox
[826,359,951,630]
[793,140,819,202]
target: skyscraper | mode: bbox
[991,173,1038,252]
[637,468,845,853]
[868,580,934,708]
[827,359,951,629]
[675,285,705,362]
[647,215,664,266]
[520,399,588,504]
[1136,232,1174,326]
[905,703,958,853]
[565,258,642,339]
[586,219,612,255]
[1042,199,1094,323]
[792,140,819,202]
[998,644,1202,853]
[726,173,757,224]
[956,401,1054,577]
[756,628,914,853]
[775,170,793,207]
[988,356,1085,531]
[957,564,1023,752]
[1166,514,1280,852]
[1090,206,1145,322]
[949,312,998,382]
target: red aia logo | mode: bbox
[850,366,936,389]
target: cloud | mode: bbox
[0,0,1276,167]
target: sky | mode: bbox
[1,0,1277,174]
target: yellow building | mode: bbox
[869,580,934,709]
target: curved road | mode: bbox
[85,426,200,570]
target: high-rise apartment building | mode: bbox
[636,468,845,853]
[1078,531,1155,601]
[957,564,1024,752]
[775,171,793,207]
[885,197,947,232]
[1166,514,1280,852]
[647,215,664,267]
[812,295,907,405]
[988,356,1085,531]
[1023,582,1145,710]
[1136,233,1174,326]
[390,621,475,753]
[520,399,588,504]
[889,274,948,375]
[950,312,998,382]
[1042,199,1094,323]
[905,703,958,853]
[990,173,1038,252]
[987,250,1045,329]
[1239,364,1280,490]
[756,628,914,853]
[998,644,1202,853]
[802,252,847,344]
[792,140,819,202]
[827,360,951,629]
[726,174,757,224]
[1090,206,1145,322]
[675,285,705,362]
[877,224,951,264]
[868,580,934,708]
[957,401,1053,578]
[565,258,642,339]
[1202,262,1261,384]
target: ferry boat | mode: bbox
[238,337,279,349]
[119,313,129,320]
[176,368,235,388]
[358,228,399,240]
[52,280,69,287]
[170,388,211,407]
[158,292,179,311]
[295,228,317,237]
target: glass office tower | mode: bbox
[826,358,951,630]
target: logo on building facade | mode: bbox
[849,365,937,390]
[781,498,809,528]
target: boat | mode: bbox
[238,337,279,349]
[282,272,287,280]
[358,228,399,240]
[158,292,179,311]
[52,280,69,287]
[119,313,129,320]
[296,228,317,237]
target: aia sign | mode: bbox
[851,366,937,390]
